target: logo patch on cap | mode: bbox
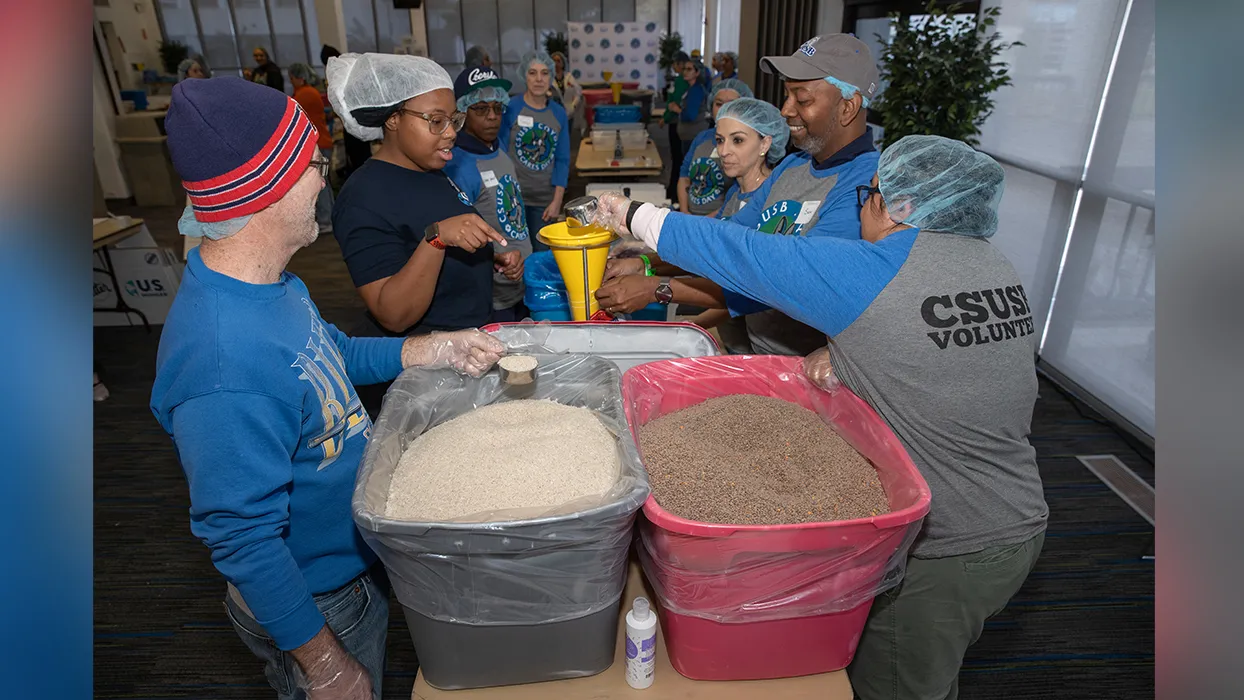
[468,67,497,85]
[799,39,817,57]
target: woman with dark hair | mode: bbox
[327,53,507,415]
[322,44,372,178]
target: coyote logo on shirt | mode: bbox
[688,157,725,206]
[515,122,557,171]
[292,299,371,470]
[495,174,528,240]
[758,199,804,235]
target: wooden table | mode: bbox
[412,562,852,700]
[575,139,663,178]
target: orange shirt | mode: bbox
[294,85,332,149]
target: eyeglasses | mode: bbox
[468,103,505,116]
[309,158,331,179]
[856,184,882,208]
[399,109,467,135]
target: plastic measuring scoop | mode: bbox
[536,220,616,321]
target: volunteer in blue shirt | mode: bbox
[719,51,739,81]
[598,35,879,357]
[151,77,504,700]
[677,78,753,217]
[443,65,531,322]
[668,60,711,155]
[590,133,1049,700]
[501,51,570,252]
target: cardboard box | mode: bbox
[93,247,183,327]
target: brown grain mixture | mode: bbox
[637,394,890,525]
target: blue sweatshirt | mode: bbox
[680,82,708,123]
[150,248,405,650]
[500,95,569,206]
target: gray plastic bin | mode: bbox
[353,353,648,690]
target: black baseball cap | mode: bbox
[453,65,511,100]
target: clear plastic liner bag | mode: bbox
[482,320,721,374]
[353,352,650,625]
[620,355,932,623]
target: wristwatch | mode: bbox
[654,277,674,305]
[424,222,446,250]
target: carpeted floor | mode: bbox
[94,131,1153,699]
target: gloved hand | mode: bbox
[401,330,506,377]
[591,192,635,236]
[802,346,841,392]
[293,630,373,700]
[592,193,669,249]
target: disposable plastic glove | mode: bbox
[802,346,841,392]
[402,330,506,378]
[294,635,372,700]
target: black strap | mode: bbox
[625,200,644,232]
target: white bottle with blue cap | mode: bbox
[625,596,657,689]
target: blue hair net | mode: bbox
[288,62,317,85]
[176,59,199,82]
[714,97,790,166]
[457,85,511,112]
[709,78,754,104]
[877,135,1005,238]
[178,205,252,240]
[519,50,555,78]
[826,76,870,109]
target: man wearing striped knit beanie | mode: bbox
[149,77,503,700]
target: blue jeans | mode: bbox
[223,569,390,700]
[526,204,551,252]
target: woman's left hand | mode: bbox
[494,250,524,281]
[667,103,682,114]
[542,197,562,223]
[595,275,660,315]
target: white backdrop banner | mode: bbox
[567,21,662,90]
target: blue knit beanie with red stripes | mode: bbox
[166,77,319,236]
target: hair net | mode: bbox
[724,51,739,65]
[465,45,490,66]
[191,54,211,77]
[326,53,453,141]
[877,135,1005,238]
[176,59,199,82]
[457,85,511,112]
[826,76,870,109]
[519,50,555,79]
[715,97,790,166]
[710,78,754,103]
[178,204,252,240]
[288,62,317,85]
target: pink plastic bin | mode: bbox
[621,356,932,681]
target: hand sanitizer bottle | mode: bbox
[625,596,657,689]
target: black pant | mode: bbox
[665,121,685,203]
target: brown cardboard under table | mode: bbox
[411,561,852,699]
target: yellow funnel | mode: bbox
[537,221,616,320]
[602,70,613,82]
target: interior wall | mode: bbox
[737,0,760,88]
[94,2,164,83]
[818,0,844,36]
[314,0,349,52]
[93,36,129,200]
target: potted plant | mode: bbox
[542,31,569,57]
[871,2,1020,147]
[659,32,684,75]
[158,40,191,76]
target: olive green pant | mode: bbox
[848,532,1045,700]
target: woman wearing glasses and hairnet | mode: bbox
[501,51,571,251]
[588,135,1049,700]
[327,53,507,417]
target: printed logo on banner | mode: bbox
[646,22,658,32]
[124,278,167,297]
[644,53,656,64]
[584,24,594,34]
[572,68,581,78]
[757,200,806,235]
[689,157,727,206]
[585,54,595,64]
[614,23,625,33]
[630,69,641,79]
[601,38,610,49]
[515,122,558,171]
[572,38,581,49]
[630,38,641,49]
[494,174,528,240]
[614,53,625,64]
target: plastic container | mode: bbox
[620,356,932,681]
[594,104,643,123]
[481,321,720,373]
[625,597,658,689]
[353,353,650,689]
[590,124,648,152]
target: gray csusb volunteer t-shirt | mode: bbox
[684,132,732,215]
[829,232,1049,558]
[505,101,564,207]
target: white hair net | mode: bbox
[457,85,511,112]
[326,53,453,141]
[715,98,790,166]
[519,50,555,78]
[878,135,1005,238]
[709,78,754,103]
[288,62,317,85]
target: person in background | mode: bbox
[549,51,582,125]
[590,135,1048,700]
[443,64,530,323]
[289,62,335,235]
[662,50,692,204]
[248,46,284,93]
[710,52,723,80]
[465,45,492,68]
[599,97,789,354]
[669,61,711,191]
[177,58,207,81]
[677,78,753,217]
[152,76,504,700]
[322,45,372,179]
[500,51,569,252]
[327,53,507,415]
[719,51,739,80]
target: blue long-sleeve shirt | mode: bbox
[680,82,708,123]
[150,248,405,650]
[500,96,569,207]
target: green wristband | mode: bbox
[639,254,654,277]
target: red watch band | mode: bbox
[427,236,446,250]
